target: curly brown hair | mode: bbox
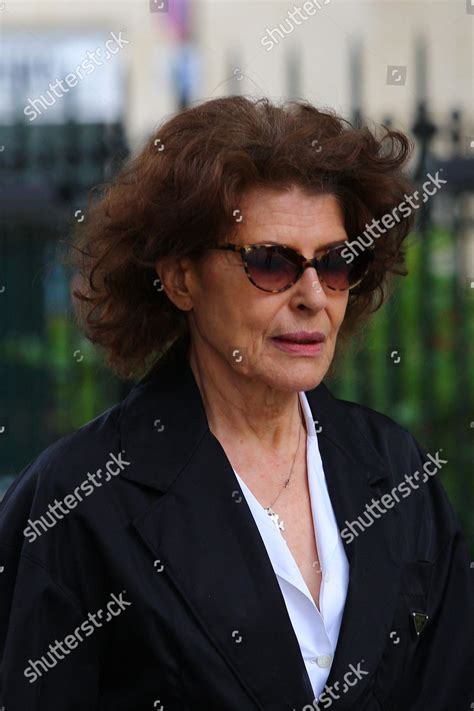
[62,95,417,381]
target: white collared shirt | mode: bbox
[232,390,349,701]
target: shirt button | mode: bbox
[315,654,333,668]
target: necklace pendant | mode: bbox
[265,506,285,531]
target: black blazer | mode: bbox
[0,334,472,710]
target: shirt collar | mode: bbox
[299,390,317,438]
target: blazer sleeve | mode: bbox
[0,547,100,710]
[399,433,474,707]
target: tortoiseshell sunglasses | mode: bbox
[208,242,374,293]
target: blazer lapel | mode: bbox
[307,385,402,707]
[119,335,402,709]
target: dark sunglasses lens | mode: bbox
[318,247,372,289]
[245,247,298,291]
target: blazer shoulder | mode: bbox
[335,393,410,432]
[330,392,420,464]
[0,400,123,549]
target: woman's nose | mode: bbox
[301,264,324,294]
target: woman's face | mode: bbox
[166,186,350,392]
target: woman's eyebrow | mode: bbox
[252,238,347,250]
[322,239,347,249]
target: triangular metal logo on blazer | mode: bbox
[411,611,429,637]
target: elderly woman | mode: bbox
[0,96,472,711]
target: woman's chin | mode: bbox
[253,365,326,393]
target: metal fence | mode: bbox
[0,121,130,491]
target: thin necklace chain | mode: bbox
[264,397,303,512]
[262,398,321,571]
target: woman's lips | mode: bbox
[271,337,324,355]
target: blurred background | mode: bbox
[0,0,473,554]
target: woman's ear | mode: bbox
[154,256,194,311]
